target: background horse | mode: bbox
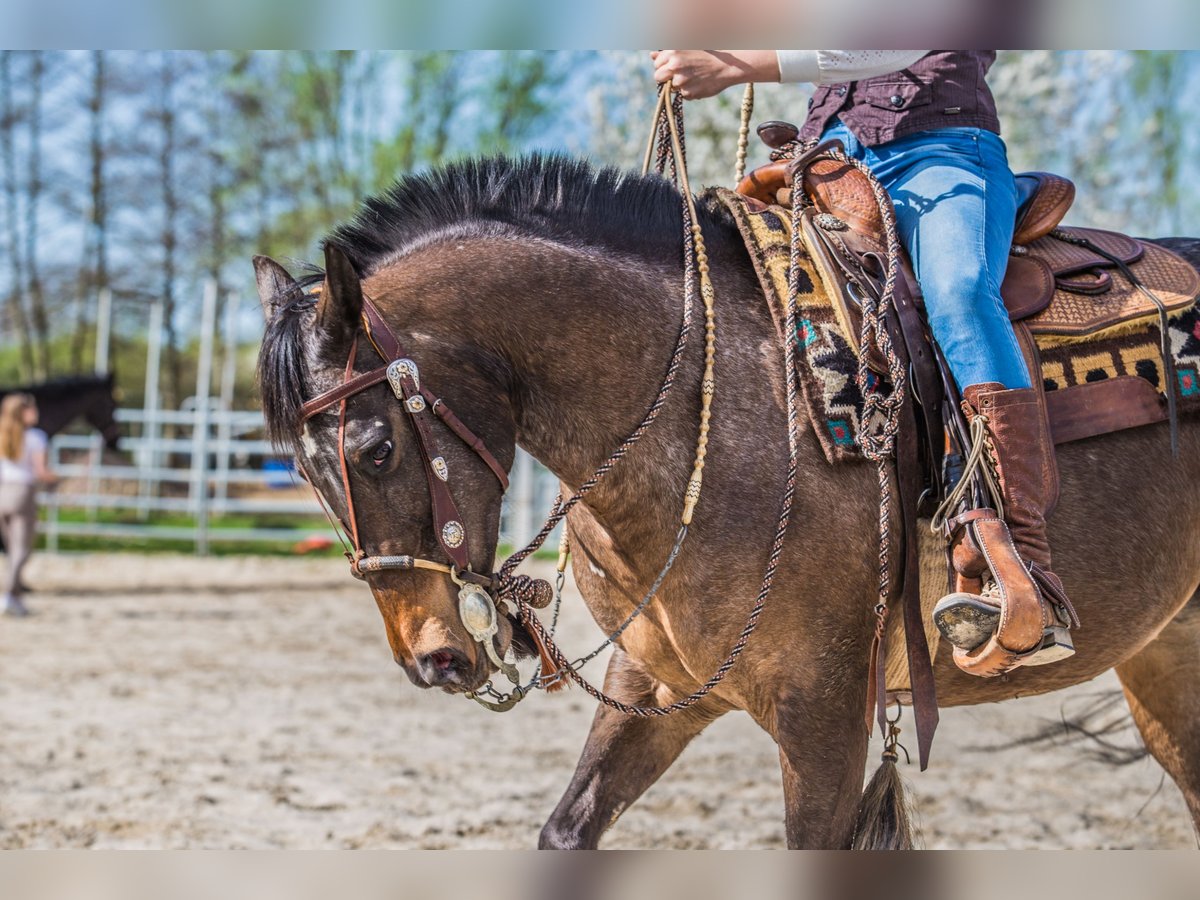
[256,156,1200,848]
[0,373,122,450]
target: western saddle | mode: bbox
[735,120,1198,457]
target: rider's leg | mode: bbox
[836,126,1074,671]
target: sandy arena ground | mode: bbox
[0,552,1194,849]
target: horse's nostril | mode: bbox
[418,648,469,686]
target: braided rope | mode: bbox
[836,151,908,625]
[498,91,696,582]
[735,84,754,184]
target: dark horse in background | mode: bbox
[256,156,1200,848]
[0,373,122,450]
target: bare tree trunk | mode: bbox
[24,51,49,379]
[0,51,34,380]
[73,50,109,367]
[157,53,182,409]
[205,54,228,322]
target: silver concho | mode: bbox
[814,212,849,232]
[432,456,449,481]
[442,520,465,548]
[458,584,496,639]
[386,358,420,398]
[458,584,519,685]
[405,395,426,413]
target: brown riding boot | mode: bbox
[933,383,1080,676]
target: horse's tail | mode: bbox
[852,753,922,849]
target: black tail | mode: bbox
[852,753,922,849]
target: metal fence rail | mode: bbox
[43,407,559,555]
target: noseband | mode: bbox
[299,295,509,590]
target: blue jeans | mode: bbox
[820,120,1032,390]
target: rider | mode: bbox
[650,50,1074,671]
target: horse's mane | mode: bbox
[260,154,735,449]
[326,153,729,277]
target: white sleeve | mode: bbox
[776,51,930,85]
[25,428,47,453]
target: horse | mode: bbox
[255,155,1200,849]
[0,373,122,450]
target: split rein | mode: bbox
[298,86,810,717]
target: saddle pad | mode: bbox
[714,187,870,464]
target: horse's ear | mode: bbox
[253,256,302,322]
[315,244,363,351]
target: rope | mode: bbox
[735,84,754,184]
[930,412,1003,532]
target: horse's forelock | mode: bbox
[258,285,322,453]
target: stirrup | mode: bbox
[934,591,1075,666]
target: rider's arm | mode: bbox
[775,51,930,85]
[652,50,930,100]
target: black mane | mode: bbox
[259,154,733,449]
[325,154,727,278]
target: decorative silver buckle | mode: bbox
[386,358,420,399]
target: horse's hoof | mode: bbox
[933,593,1000,650]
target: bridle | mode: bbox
[297,292,528,680]
[300,296,508,587]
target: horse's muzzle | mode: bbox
[410,646,488,693]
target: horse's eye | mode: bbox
[371,440,393,466]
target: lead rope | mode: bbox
[735,84,754,185]
[495,85,803,716]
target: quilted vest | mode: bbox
[798,51,1001,147]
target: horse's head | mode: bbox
[255,247,530,695]
[86,372,122,451]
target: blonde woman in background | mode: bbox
[0,393,56,617]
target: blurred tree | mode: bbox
[24,51,50,378]
[71,50,111,365]
[1130,51,1194,234]
[0,51,35,380]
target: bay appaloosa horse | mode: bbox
[0,374,121,450]
[255,156,1200,849]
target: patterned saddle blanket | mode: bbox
[713,187,1200,464]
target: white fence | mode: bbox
[42,406,560,555]
[37,278,561,555]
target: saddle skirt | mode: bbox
[713,185,1200,464]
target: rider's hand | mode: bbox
[650,50,781,99]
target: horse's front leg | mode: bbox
[539,647,726,849]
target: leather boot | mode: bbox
[933,383,1079,675]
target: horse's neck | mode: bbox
[374,236,693,505]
